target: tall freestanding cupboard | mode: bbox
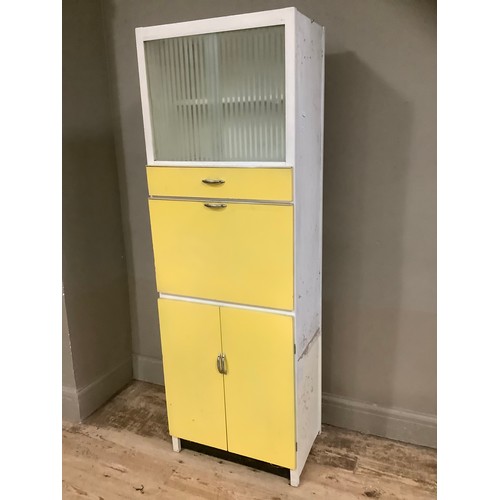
[136,8,324,486]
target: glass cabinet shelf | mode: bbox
[173,95,285,107]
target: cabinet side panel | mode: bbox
[294,14,325,357]
[295,332,321,476]
[293,11,324,475]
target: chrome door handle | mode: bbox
[202,178,225,184]
[216,353,227,374]
[204,203,227,209]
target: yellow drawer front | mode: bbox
[221,308,296,469]
[158,299,227,450]
[149,200,294,311]
[147,167,292,201]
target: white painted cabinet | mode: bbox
[136,7,324,486]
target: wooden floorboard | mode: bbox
[62,381,436,499]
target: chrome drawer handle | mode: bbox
[204,203,227,209]
[202,178,225,185]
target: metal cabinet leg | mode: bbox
[290,469,300,487]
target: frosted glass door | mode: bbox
[144,26,285,162]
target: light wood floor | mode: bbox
[62,381,436,499]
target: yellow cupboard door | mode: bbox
[149,200,293,310]
[157,299,227,450]
[221,308,296,469]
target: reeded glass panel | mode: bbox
[144,26,285,161]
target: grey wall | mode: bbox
[100,0,436,446]
[62,0,133,421]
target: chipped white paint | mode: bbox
[291,9,324,487]
[292,332,322,486]
[293,10,325,359]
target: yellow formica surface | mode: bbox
[222,308,296,468]
[158,299,227,450]
[147,166,293,202]
[149,199,294,310]
[158,298,296,468]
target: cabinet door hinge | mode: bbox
[296,442,298,451]
[294,344,296,355]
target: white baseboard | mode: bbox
[322,392,436,448]
[62,357,133,422]
[132,354,164,385]
[62,385,81,422]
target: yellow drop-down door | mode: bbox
[149,199,294,310]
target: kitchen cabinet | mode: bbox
[136,7,324,486]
